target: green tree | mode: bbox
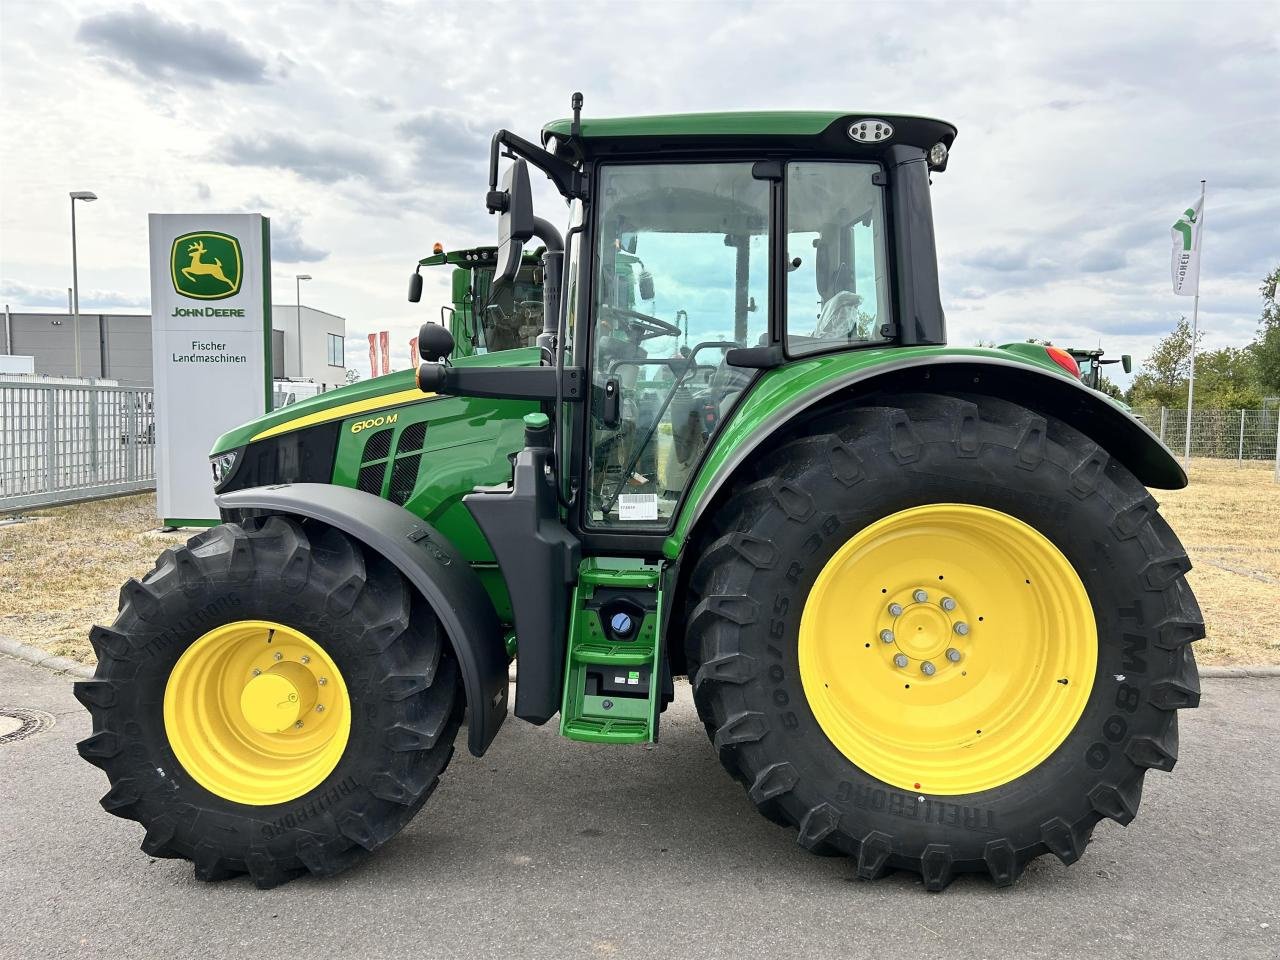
[1129,315,1202,408]
[345,368,361,384]
[1192,346,1263,409]
[1095,372,1124,401]
[1252,265,1280,395]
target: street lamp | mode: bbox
[295,274,312,377]
[69,190,98,378]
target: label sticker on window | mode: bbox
[617,493,658,521]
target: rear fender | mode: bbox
[217,483,508,756]
[666,352,1185,560]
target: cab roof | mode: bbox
[541,111,957,158]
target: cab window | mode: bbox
[785,162,891,356]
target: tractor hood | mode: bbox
[210,347,540,456]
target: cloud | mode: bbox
[270,218,329,264]
[1,279,148,310]
[965,247,1031,273]
[76,5,271,86]
[1079,249,1127,273]
[220,131,393,188]
[397,109,494,190]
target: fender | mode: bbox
[664,349,1186,560]
[217,482,508,757]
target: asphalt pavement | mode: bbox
[1,653,1276,960]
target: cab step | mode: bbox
[560,558,664,744]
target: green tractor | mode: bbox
[413,242,547,358]
[77,99,1203,891]
[1069,346,1133,394]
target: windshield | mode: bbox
[471,264,542,353]
[587,162,769,527]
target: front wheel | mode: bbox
[685,392,1203,889]
[76,516,462,888]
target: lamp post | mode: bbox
[69,190,98,378]
[295,274,311,377]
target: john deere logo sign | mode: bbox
[170,231,242,300]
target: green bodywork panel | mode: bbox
[560,558,663,744]
[662,344,1073,559]
[211,348,541,620]
[544,111,942,141]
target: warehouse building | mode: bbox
[1,305,347,389]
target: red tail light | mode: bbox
[1045,346,1081,378]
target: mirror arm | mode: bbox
[488,129,587,202]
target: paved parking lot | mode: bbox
[1,653,1276,960]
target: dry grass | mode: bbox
[1156,459,1280,665]
[2,463,1277,666]
[0,494,183,662]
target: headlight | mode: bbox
[927,141,949,169]
[210,450,238,486]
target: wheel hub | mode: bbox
[163,620,350,806]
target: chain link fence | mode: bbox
[1134,406,1280,466]
[0,379,155,511]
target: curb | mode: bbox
[2,636,1277,683]
[1200,665,1280,678]
[0,636,94,679]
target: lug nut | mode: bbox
[941,597,957,612]
[913,589,929,603]
[888,602,903,617]
[893,653,909,668]
[273,651,283,661]
[921,661,937,676]
[954,622,970,636]
[251,667,261,676]
[880,629,896,644]
[294,721,304,729]
[300,655,311,665]
[946,648,962,662]
[315,704,325,713]
[318,677,328,686]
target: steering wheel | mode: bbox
[600,304,682,342]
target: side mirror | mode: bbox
[418,322,454,362]
[638,270,655,301]
[408,269,423,303]
[1121,354,1133,374]
[493,159,535,294]
[619,231,638,254]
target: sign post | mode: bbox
[148,213,272,526]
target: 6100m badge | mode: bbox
[170,231,242,300]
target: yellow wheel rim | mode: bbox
[799,504,1097,795]
[163,620,351,806]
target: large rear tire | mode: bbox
[75,516,462,888]
[685,392,1203,890]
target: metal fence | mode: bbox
[0,379,155,511]
[1134,406,1280,463]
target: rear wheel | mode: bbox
[685,392,1203,889]
[76,516,462,888]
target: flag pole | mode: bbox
[1182,179,1206,471]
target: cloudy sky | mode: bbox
[1,0,1276,385]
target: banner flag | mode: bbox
[368,333,377,378]
[1171,195,1204,297]
[379,330,390,376]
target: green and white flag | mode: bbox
[1170,196,1203,297]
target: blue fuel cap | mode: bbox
[610,612,634,637]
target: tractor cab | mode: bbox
[412,243,546,358]
[1068,346,1132,392]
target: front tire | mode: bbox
[685,392,1203,889]
[75,516,462,888]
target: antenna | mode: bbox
[571,92,583,139]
